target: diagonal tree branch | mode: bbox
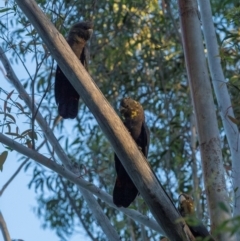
[13,1,192,240]
[0,132,163,234]
[60,178,97,241]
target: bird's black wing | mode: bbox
[141,121,150,157]
[113,122,149,208]
[54,21,92,119]
[54,65,79,119]
[189,223,213,240]
[113,154,139,208]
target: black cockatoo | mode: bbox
[178,193,215,241]
[54,21,93,119]
[113,97,150,208]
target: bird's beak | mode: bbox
[120,106,126,115]
[179,193,186,203]
[88,29,93,37]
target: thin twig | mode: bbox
[0,159,27,197]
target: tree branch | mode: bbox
[60,178,97,241]
[0,132,163,234]
[13,1,190,239]
[0,211,11,241]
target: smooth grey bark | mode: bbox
[13,0,194,240]
[177,0,235,240]
[77,188,120,241]
[60,179,97,240]
[190,114,201,219]
[0,211,11,241]
[198,0,240,222]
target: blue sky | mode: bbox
[0,151,90,241]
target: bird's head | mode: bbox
[120,97,144,121]
[178,193,195,217]
[68,21,93,41]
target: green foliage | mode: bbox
[0,0,239,240]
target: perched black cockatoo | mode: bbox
[113,97,150,208]
[178,193,215,241]
[54,21,93,119]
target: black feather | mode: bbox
[54,21,93,119]
[113,98,150,207]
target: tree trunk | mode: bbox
[198,0,240,231]
[177,0,235,240]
